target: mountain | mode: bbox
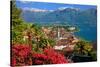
[21,7,97,26]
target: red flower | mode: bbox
[11,44,68,66]
[32,47,68,64]
[11,44,32,66]
[34,60,43,64]
[12,44,31,57]
[11,58,16,66]
[43,47,68,64]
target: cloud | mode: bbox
[22,7,48,12]
[58,7,69,10]
[58,6,80,11]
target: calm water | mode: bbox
[74,25,97,42]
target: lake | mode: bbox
[74,24,97,42]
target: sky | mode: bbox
[16,0,97,10]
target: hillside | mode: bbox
[21,7,97,26]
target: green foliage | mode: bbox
[89,50,97,61]
[74,40,92,54]
[74,40,97,61]
[11,0,23,26]
[38,37,56,48]
[12,22,31,44]
[11,0,24,44]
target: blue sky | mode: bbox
[16,1,97,10]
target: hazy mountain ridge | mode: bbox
[21,7,97,26]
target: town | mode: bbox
[41,25,79,52]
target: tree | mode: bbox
[11,0,25,44]
[11,0,23,26]
[74,40,97,61]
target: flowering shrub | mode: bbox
[11,44,33,66]
[12,44,32,57]
[43,47,68,64]
[11,58,16,66]
[32,53,48,65]
[32,47,68,65]
[11,44,68,66]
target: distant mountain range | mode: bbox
[21,7,97,26]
